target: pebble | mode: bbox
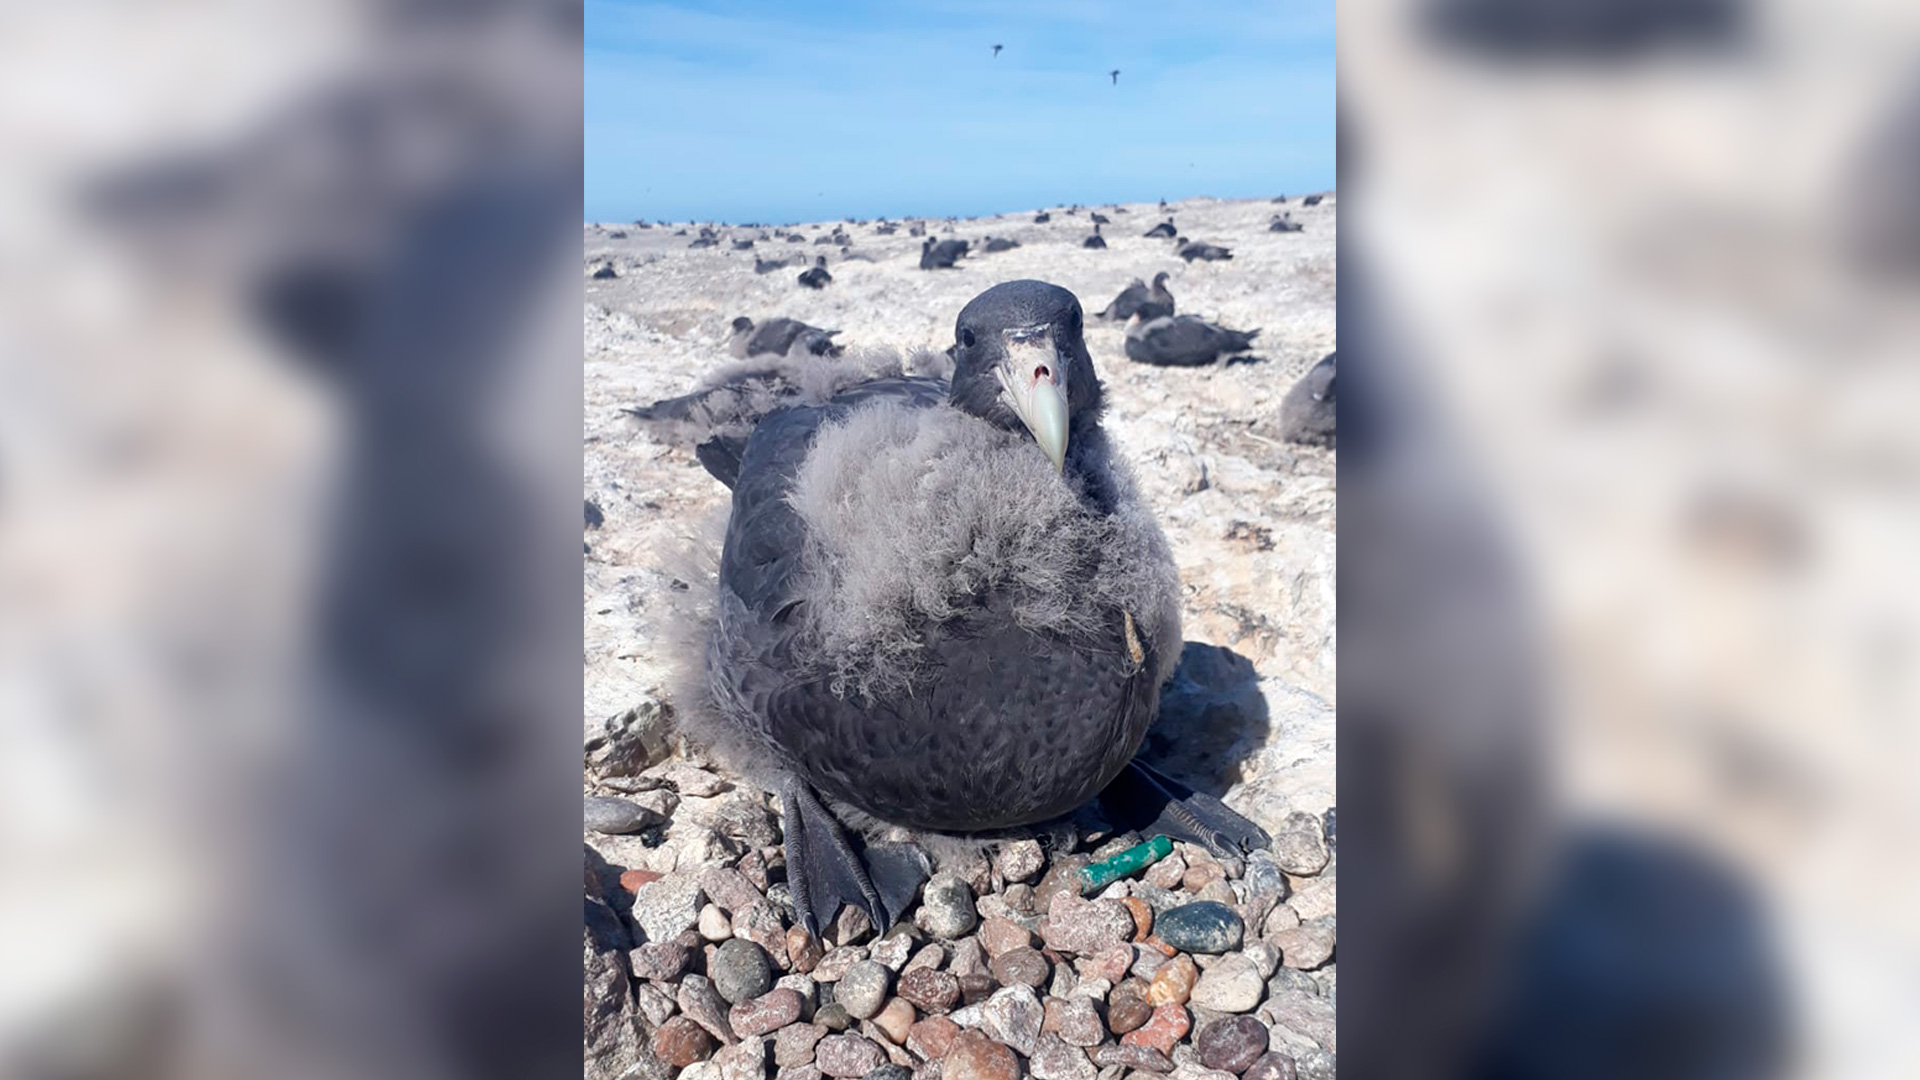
[586,795,664,834]
[684,1064,723,1080]
[1294,1050,1334,1080]
[942,1030,1021,1080]
[1121,898,1154,941]
[654,1016,718,1066]
[1196,1016,1268,1074]
[966,984,1045,1055]
[1085,944,1135,984]
[994,840,1046,884]
[1181,861,1223,894]
[916,875,979,939]
[816,1034,888,1078]
[1269,813,1328,877]
[948,936,989,976]
[831,906,876,947]
[1091,1043,1174,1074]
[1142,853,1186,891]
[1132,883,1186,914]
[1148,956,1197,1006]
[1241,943,1280,981]
[775,1024,828,1067]
[1067,976,1111,1003]
[1153,904,1244,955]
[701,903,737,941]
[1261,905,1300,937]
[682,974,741,1042]
[703,866,769,913]
[1042,996,1105,1047]
[778,973,819,1007]
[815,1003,854,1032]
[872,998,916,1045]
[1188,955,1264,1014]
[637,981,679,1025]
[778,1067,823,1080]
[1286,874,1334,923]
[623,868,665,893]
[869,933,917,971]
[1242,1055,1296,1080]
[1119,1004,1189,1054]
[732,988,805,1037]
[714,939,777,1003]
[1106,980,1153,1035]
[633,874,707,943]
[1131,949,1166,981]
[1240,853,1286,900]
[815,947,869,982]
[837,961,893,1020]
[1002,883,1038,916]
[1260,991,1334,1052]
[648,762,731,796]
[1196,881,1237,906]
[898,968,961,1013]
[865,1067,913,1080]
[1034,855,1091,911]
[790,927,827,973]
[904,943,946,974]
[956,974,997,1005]
[716,1036,770,1080]
[1030,1035,1097,1080]
[630,941,692,981]
[1041,892,1136,956]
[989,948,1050,989]
[906,1016,960,1060]
[980,917,1035,958]
[1271,923,1334,971]
[1265,970,1319,1000]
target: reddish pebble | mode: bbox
[1141,937,1178,958]
[652,1016,716,1066]
[1086,945,1134,984]
[872,998,916,1045]
[907,1016,960,1060]
[1147,955,1197,1007]
[942,1029,1021,1080]
[787,926,825,974]
[622,868,664,892]
[1106,979,1153,1035]
[1119,1004,1190,1055]
[897,968,961,1013]
[1122,897,1154,941]
[730,987,804,1037]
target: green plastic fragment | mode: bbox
[1078,834,1174,894]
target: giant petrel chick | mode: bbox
[729,316,842,360]
[1125,314,1259,366]
[662,281,1269,933]
[798,256,832,289]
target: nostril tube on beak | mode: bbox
[1033,365,1051,384]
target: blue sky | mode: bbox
[586,0,1335,223]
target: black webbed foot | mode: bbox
[779,780,928,936]
[1099,758,1272,858]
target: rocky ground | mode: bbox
[584,195,1337,1080]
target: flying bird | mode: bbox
[1110,69,1121,84]
[645,280,1269,932]
[1124,314,1259,366]
[993,43,1003,57]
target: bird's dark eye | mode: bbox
[960,328,976,348]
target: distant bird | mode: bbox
[993,43,1003,57]
[909,222,927,237]
[1124,314,1258,366]
[1034,212,1051,224]
[920,237,969,269]
[1158,198,1168,211]
[839,245,879,264]
[1091,212,1109,225]
[1177,238,1233,262]
[1144,218,1176,239]
[1303,194,1325,207]
[1096,273,1169,321]
[1280,352,1336,447]
[733,239,755,250]
[591,264,617,280]
[875,222,898,235]
[1083,223,1106,249]
[1273,195,1289,204]
[1134,272,1175,321]
[787,233,806,243]
[689,236,718,249]
[798,256,832,289]
[674,228,688,236]
[983,236,1020,253]
[754,255,796,274]
[1110,69,1121,84]
[729,317,843,360]
[1269,213,1303,233]
[608,230,628,239]
[639,279,1268,933]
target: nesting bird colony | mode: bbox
[586,195,1337,1080]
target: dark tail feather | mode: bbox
[1230,329,1261,352]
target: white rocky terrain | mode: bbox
[583,195,1337,1080]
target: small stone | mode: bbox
[916,875,979,940]
[1121,898,1154,941]
[1119,1004,1189,1055]
[1242,1055,1296,1080]
[1132,883,1186,914]
[1260,991,1334,1052]
[1196,881,1236,906]
[631,940,692,981]
[1241,943,1280,981]
[837,961,893,1020]
[942,1030,1021,1080]
[1142,853,1186,891]
[1271,923,1334,971]
[816,1003,854,1032]
[1091,1044,1174,1074]
[733,988,806,1037]
[647,761,731,797]
[1040,892,1136,956]
[1106,980,1153,1035]
[1131,949,1167,981]
[778,973,820,1007]
[655,1016,719,1066]
[1286,873,1334,923]
[1240,853,1286,900]
[776,1024,828,1067]
[817,1034,888,1078]
[1265,970,1320,1000]
[1293,1050,1333,1080]
[702,903,738,942]
[1188,956,1264,1014]
[956,974,996,1006]
[1029,1035,1097,1080]
[967,985,1044,1056]
[1067,976,1110,1003]
[623,868,665,893]
[637,981,679,1025]
[994,840,1046,884]
[907,1015,960,1060]
[1153,904,1244,955]
[791,927,828,973]
[832,906,877,947]
[866,1066,914,1080]
[587,795,665,834]
[949,938,988,977]
[898,968,961,1013]
[1196,1016,1268,1074]
[873,999,917,1045]
[1034,855,1091,912]
[904,944,946,974]
[1181,860,1223,894]
[682,975,740,1043]
[1002,883,1038,915]
[980,918,1035,958]
[1148,955,1197,1006]
[1086,945,1134,984]
[1261,905,1300,938]
[633,875,707,943]
[815,947,870,982]
[779,1067,824,1080]
[1043,997,1105,1047]
[685,1064,724,1080]
[989,948,1050,989]
[702,866,769,913]
[871,933,918,971]
[1270,814,1328,877]
[714,939,778,1004]
[717,1036,771,1080]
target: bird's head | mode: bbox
[948,280,1103,474]
[1152,271,1171,286]
[731,316,753,333]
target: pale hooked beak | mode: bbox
[996,325,1071,473]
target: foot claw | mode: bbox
[780,781,925,935]
[1099,758,1272,858]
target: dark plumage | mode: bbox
[1280,352,1336,447]
[1304,193,1325,206]
[993,43,1003,56]
[754,255,795,274]
[664,280,1266,933]
[729,316,842,360]
[874,222,898,235]
[1144,218,1176,238]
[1083,223,1106,249]
[1134,271,1175,321]
[982,236,1020,253]
[1034,212,1051,224]
[733,239,755,250]
[920,237,969,269]
[1269,213,1303,233]
[1177,239,1233,262]
[1096,278,1148,321]
[1091,212,1110,225]
[1124,314,1259,366]
[798,256,832,289]
[786,233,806,243]
[689,236,718,248]
[1110,69,1121,84]
[591,264,617,280]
